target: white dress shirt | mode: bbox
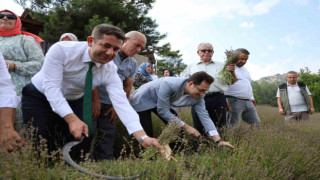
[0,52,20,108]
[225,66,254,100]
[180,60,228,93]
[31,41,142,134]
[276,83,311,112]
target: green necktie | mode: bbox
[83,61,94,135]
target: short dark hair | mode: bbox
[91,24,125,42]
[287,71,298,75]
[188,71,214,85]
[235,48,250,55]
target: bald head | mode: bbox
[121,31,146,57]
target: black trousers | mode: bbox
[192,93,227,135]
[22,83,92,161]
[138,108,178,137]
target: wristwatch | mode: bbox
[215,139,222,144]
[139,135,149,145]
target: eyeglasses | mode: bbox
[195,85,208,94]
[199,49,214,53]
[0,14,17,20]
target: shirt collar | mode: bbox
[197,60,215,65]
[287,82,298,87]
[82,47,102,68]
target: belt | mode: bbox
[205,91,223,97]
[225,95,250,101]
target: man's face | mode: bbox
[188,81,210,98]
[88,34,123,64]
[287,73,298,85]
[236,53,249,67]
[197,45,214,63]
[122,35,146,56]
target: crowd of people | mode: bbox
[0,9,315,161]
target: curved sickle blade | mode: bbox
[62,139,147,180]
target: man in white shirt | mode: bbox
[276,71,315,121]
[180,43,236,134]
[92,31,146,160]
[224,48,261,126]
[21,24,160,158]
[0,51,24,152]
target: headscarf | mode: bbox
[162,69,174,76]
[0,9,44,43]
[138,62,153,81]
[59,33,78,41]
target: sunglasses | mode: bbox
[0,14,17,20]
[199,49,213,53]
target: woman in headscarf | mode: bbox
[162,69,174,77]
[0,9,44,130]
[133,62,153,89]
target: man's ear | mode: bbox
[87,36,94,47]
[187,81,194,87]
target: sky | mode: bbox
[3,0,320,80]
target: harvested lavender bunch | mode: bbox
[218,49,239,84]
[141,120,181,160]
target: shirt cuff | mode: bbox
[0,95,20,108]
[208,130,219,136]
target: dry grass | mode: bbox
[1,105,320,179]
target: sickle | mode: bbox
[62,139,147,180]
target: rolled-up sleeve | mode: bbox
[0,53,20,108]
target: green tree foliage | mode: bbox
[299,67,320,112]
[251,81,278,107]
[155,43,186,77]
[15,0,177,59]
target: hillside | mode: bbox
[256,73,286,84]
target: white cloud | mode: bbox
[240,21,255,28]
[318,0,320,9]
[250,0,280,16]
[281,33,302,47]
[268,45,275,50]
[294,0,309,6]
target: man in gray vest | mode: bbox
[276,71,315,121]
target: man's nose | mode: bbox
[105,48,114,55]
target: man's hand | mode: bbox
[64,113,88,140]
[310,107,315,114]
[226,101,231,112]
[141,137,162,149]
[183,124,200,138]
[105,107,118,124]
[0,128,25,152]
[279,108,285,115]
[133,130,162,149]
[217,141,235,149]
[251,100,257,107]
[92,88,101,120]
[226,63,235,72]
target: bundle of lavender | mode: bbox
[218,49,240,84]
[141,120,181,161]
